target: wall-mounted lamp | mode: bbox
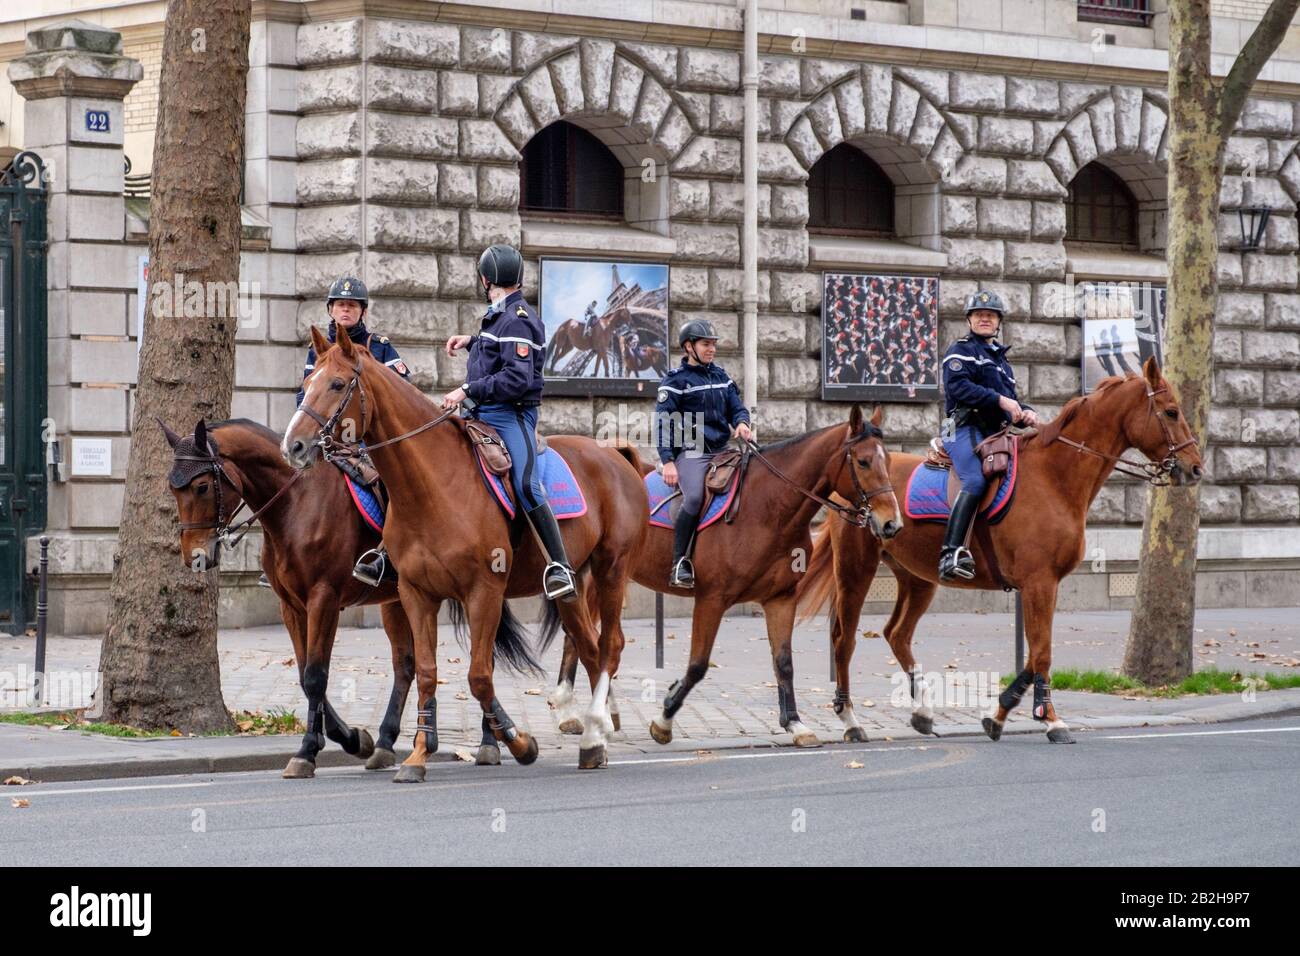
[1237,206,1271,251]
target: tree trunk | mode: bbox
[98,0,251,732]
[1124,0,1300,684]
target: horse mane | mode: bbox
[759,422,846,455]
[208,417,282,445]
[1023,372,1135,447]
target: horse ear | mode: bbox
[336,325,356,357]
[156,418,182,449]
[194,418,209,454]
[1143,354,1162,389]
[870,404,883,428]
[848,403,863,435]
[309,324,330,356]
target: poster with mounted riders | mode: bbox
[1078,280,1167,394]
[539,257,670,396]
[821,272,940,402]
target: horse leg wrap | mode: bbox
[486,698,518,742]
[999,669,1034,713]
[305,702,326,752]
[832,689,851,716]
[415,700,438,753]
[1032,674,1052,722]
[662,679,687,720]
[480,714,499,748]
[777,685,800,729]
[908,671,924,706]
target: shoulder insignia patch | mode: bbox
[657,389,669,404]
[378,335,389,344]
[516,305,529,317]
[948,358,962,372]
[515,343,530,358]
[393,361,409,376]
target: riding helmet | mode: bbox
[964,290,1005,317]
[476,244,524,291]
[679,319,720,348]
[326,276,368,315]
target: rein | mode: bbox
[1048,385,1198,486]
[744,431,894,528]
[173,450,305,548]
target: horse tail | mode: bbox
[537,596,563,655]
[445,598,545,677]
[795,525,838,624]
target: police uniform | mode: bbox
[297,320,410,406]
[654,357,750,517]
[937,289,1031,582]
[463,289,548,511]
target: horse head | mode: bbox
[281,325,370,469]
[843,404,902,539]
[1124,357,1203,486]
[160,417,245,571]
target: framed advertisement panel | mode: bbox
[821,272,940,402]
[1078,280,1166,394]
[538,257,670,398]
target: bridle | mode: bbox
[744,425,895,529]
[298,354,457,462]
[173,440,304,549]
[1051,384,1199,486]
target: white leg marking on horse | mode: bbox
[549,678,580,725]
[839,704,863,732]
[787,719,816,740]
[910,667,933,718]
[652,713,673,734]
[580,672,610,749]
[1044,718,1068,732]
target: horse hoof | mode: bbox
[842,727,868,743]
[578,745,608,770]
[509,732,539,766]
[282,757,316,779]
[365,747,396,771]
[910,713,934,736]
[476,745,501,766]
[610,711,621,733]
[1047,727,1076,744]
[392,763,426,784]
[648,720,672,745]
[353,728,375,760]
[793,732,822,748]
[981,717,1003,742]
[558,718,584,735]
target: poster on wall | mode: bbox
[821,272,940,402]
[539,258,670,397]
[1078,281,1166,393]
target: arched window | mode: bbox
[520,121,623,218]
[807,143,894,235]
[1066,163,1137,245]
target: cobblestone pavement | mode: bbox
[3,607,1297,757]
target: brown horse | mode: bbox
[282,325,648,777]
[796,358,1202,744]
[550,406,902,747]
[162,417,416,778]
[616,332,668,378]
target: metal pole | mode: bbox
[34,535,49,707]
[741,0,758,412]
[1014,591,1024,675]
[655,591,664,670]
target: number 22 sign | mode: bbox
[85,109,110,133]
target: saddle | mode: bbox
[705,447,745,495]
[920,427,1021,511]
[465,420,512,476]
[332,447,381,494]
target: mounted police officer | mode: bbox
[654,320,752,589]
[442,244,578,603]
[295,276,411,588]
[938,290,1039,582]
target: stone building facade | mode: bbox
[1,0,1298,634]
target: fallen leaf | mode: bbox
[447,657,462,664]
[3,776,32,786]
[861,699,875,708]
[280,658,294,666]
[453,748,475,762]
[860,630,881,640]
[11,798,30,808]
[1246,641,1261,648]
[1229,629,1238,637]
[708,661,719,668]
[170,729,182,737]
[524,688,542,696]
[455,692,468,701]
[436,678,447,685]
[945,661,960,669]
[1203,639,1221,647]
[845,760,864,769]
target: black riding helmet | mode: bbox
[679,319,719,349]
[326,276,368,317]
[965,289,1005,338]
[476,244,524,303]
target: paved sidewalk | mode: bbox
[2,607,1299,781]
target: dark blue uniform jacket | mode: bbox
[654,358,751,464]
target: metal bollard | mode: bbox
[655,591,664,670]
[34,534,49,707]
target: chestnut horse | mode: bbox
[282,325,647,777]
[796,359,1202,744]
[550,405,903,747]
[162,417,415,778]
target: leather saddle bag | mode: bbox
[465,420,512,476]
[975,429,1017,480]
[705,448,744,494]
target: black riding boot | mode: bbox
[670,509,701,589]
[938,492,980,582]
[526,502,578,602]
[353,547,397,586]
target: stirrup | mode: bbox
[670,556,695,589]
[940,546,976,582]
[257,573,272,589]
[353,548,386,586]
[542,561,577,602]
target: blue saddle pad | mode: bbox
[478,447,588,521]
[344,475,385,532]
[903,441,1019,525]
[645,469,738,531]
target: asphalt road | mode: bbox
[5,718,1298,867]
